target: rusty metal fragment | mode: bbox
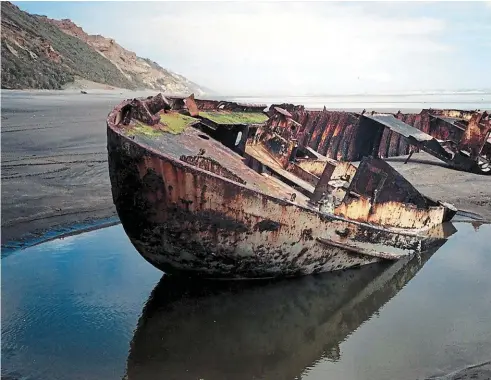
[183,93,199,117]
[457,111,491,159]
[129,98,160,125]
[145,93,171,114]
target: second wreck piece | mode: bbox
[366,110,491,174]
[107,93,457,280]
[274,104,491,174]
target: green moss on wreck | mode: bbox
[124,113,199,138]
[199,111,268,125]
[127,122,162,138]
[160,113,199,134]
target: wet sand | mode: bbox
[2,90,491,246]
[428,361,491,380]
[1,90,152,246]
[385,154,491,220]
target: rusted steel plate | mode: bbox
[119,93,490,176]
[326,115,346,159]
[397,110,491,171]
[348,157,429,207]
[286,163,320,187]
[107,131,394,278]
[273,107,293,118]
[458,112,491,158]
[180,155,247,185]
[363,114,457,165]
[301,111,322,148]
[397,114,415,155]
[269,103,305,115]
[309,111,329,151]
[319,112,341,156]
[127,99,160,126]
[194,99,220,111]
[245,143,315,197]
[378,127,392,158]
[166,96,186,110]
[339,121,357,161]
[426,108,478,122]
[388,131,401,157]
[317,113,337,155]
[296,160,329,177]
[350,116,385,161]
[183,94,199,117]
[331,157,449,229]
[285,110,412,161]
[364,114,434,142]
[334,198,446,230]
[283,107,491,168]
[429,116,464,142]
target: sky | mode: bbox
[13,1,491,96]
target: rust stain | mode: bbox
[296,160,329,177]
[180,155,247,185]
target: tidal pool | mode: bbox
[1,222,490,380]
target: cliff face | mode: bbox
[1,2,206,95]
[45,18,205,95]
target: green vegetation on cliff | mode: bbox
[1,2,137,90]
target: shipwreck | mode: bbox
[106,93,460,280]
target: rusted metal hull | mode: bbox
[106,93,461,280]
[107,131,447,280]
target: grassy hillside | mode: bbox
[1,41,73,89]
[1,2,136,90]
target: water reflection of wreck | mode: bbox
[124,243,454,380]
[107,94,463,279]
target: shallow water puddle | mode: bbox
[1,222,490,380]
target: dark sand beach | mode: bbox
[1,90,151,246]
[2,90,491,247]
